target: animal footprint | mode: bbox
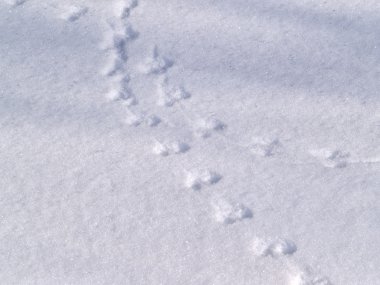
[123,111,161,128]
[194,117,226,138]
[156,76,191,107]
[145,115,161,127]
[101,21,138,52]
[250,137,281,157]
[113,0,138,19]
[212,199,252,225]
[102,54,125,77]
[60,5,88,22]
[105,75,137,105]
[124,109,143,126]
[153,140,190,156]
[139,46,173,75]
[251,237,297,258]
[106,89,137,105]
[185,170,222,190]
[309,148,350,168]
[288,266,332,285]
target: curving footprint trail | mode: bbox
[126,5,331,284]
[2,0,359,283]
[98,1,335,284]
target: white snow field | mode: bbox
[0,0,379,284]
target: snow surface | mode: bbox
[0,0,379,284]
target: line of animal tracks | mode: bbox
[5,0,379,283]
[96,1,335,284]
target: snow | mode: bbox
[251,237,297,258]
[0,0,379,284]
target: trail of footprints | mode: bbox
[101,1,139,110]
[3,0,344,283]
[97,1,356,283]
[7,0,350,283]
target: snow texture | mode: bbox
[0,0,379,284]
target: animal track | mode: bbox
[101,1,140,111]
[124,109,143,126]
[106,88,136,105]
[93,4,341,283]
[123,110,161,128]
[145,115,161,127]
[251,237,297,258]
[113,0,138,19]
[102,54,125,77]
[194,117,226,138]
[309,148,350,168]
[101,21,138,53]
[152,141,169,156]
[139,46,173,75]
[152,140,190,156]
[185,170,222,190]
[171,141,190,154]
[60,5,88,22]
[212,199,252,225]
[250,137,281,157]
[288,267,332,285]
[106,75,137,105]
[156,76,191,107]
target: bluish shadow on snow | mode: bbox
[158,0,380,100]
[0,4,112,133]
